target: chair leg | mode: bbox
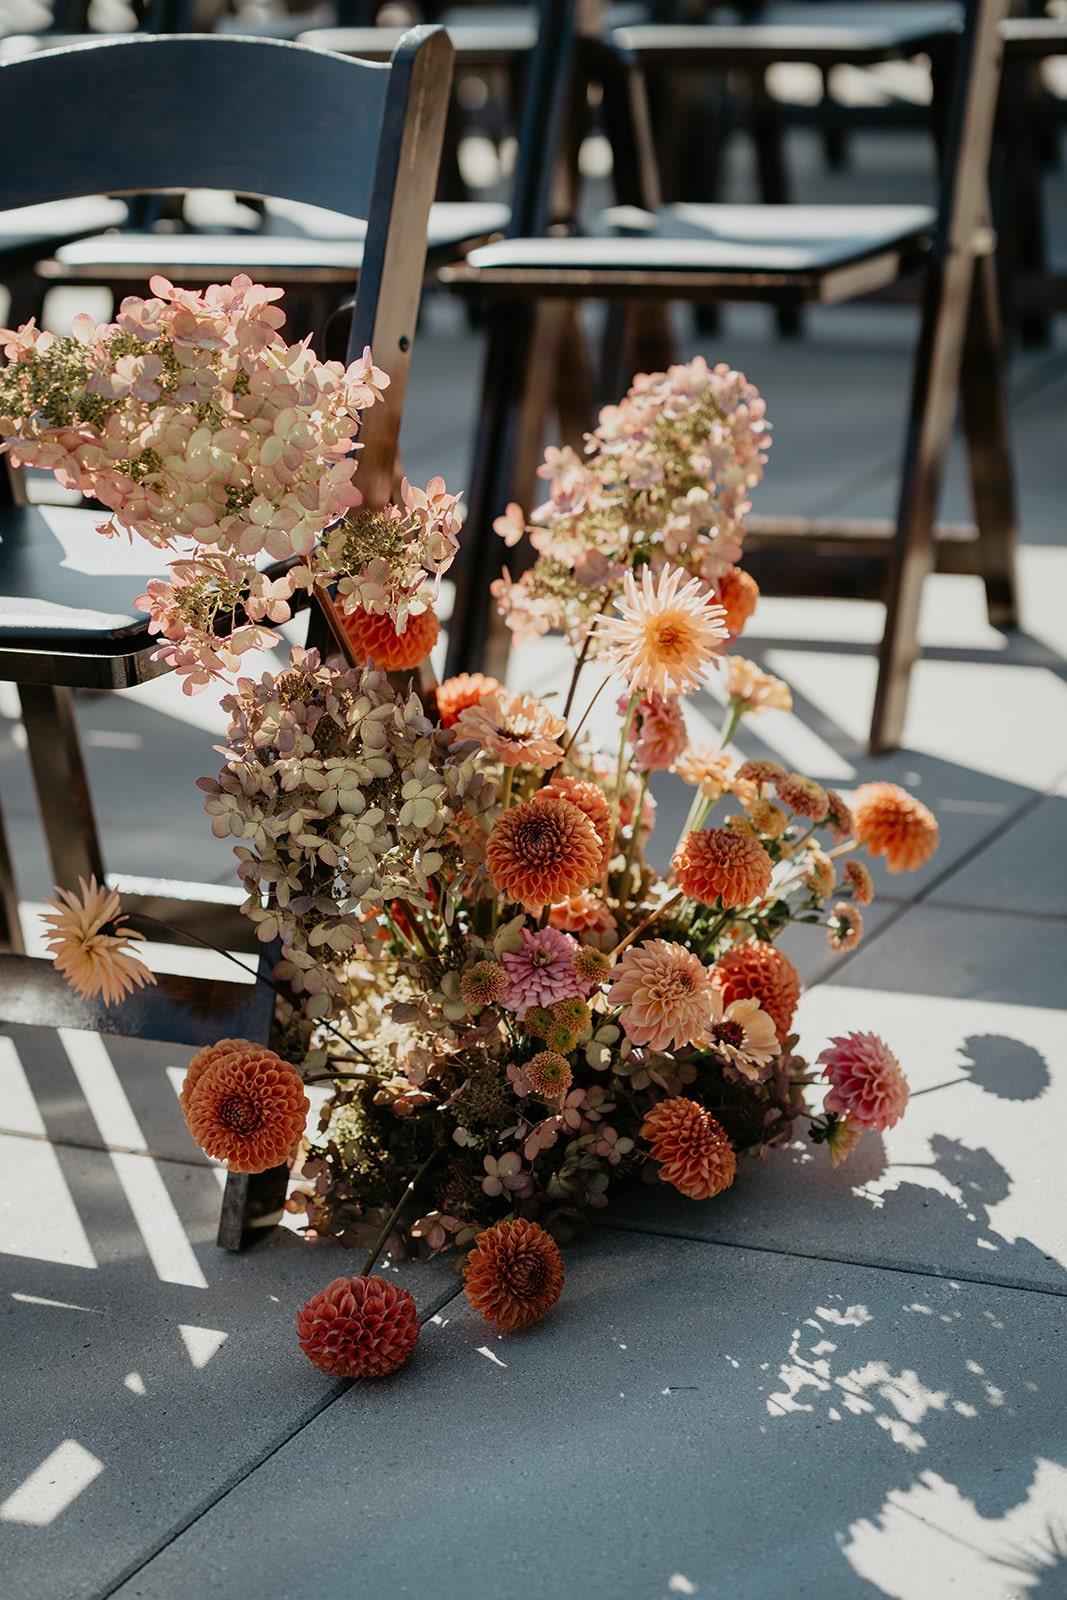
[959,253,1020,630]
[0,794,25,954]
[17,684,107,889]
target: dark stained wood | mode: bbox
[18,684,106,889]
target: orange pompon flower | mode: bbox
[182,1042,309,1173]
[342,605,439,672]
[640,1097,737,1200]
[435,671,501,728]
[827,902,863,952]
[673,827,773,909]
[296,1275,420,1377]
[41,876,155,1006]
[486,795,602,911]
[607,938,715,1052]
[463,1218,565,1330]
[549,890,618,939]
[715,565,760,635]
[851,782,939,873]
[454,689,566,768]
[712,939,801,1045]
[597,563,728,696]
[534,774,613,869]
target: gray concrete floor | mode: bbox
[2,120,1067,1600]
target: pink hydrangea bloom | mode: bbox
[818,1032,909,1132]
[501,926,583,1017]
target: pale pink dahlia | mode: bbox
[818,1032,909,1132]
[501,926,583,1017]
[607,939,715,1052]
[597,564,728,696]
[628,691,688,772]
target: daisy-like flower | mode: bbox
[549,996,592,1035]
[41,876,155,1006]
[182,1042,309,1172]
[597,563,728,697]
[526,1051,573,1098]
[459,960,509,1008]
[712,939,801,1045]
[454,689,566,769]
[548,891,618,940]
[827,902,863,952]
[573,945,612,986]
[851,782,939,873]
[296,1275,419,1378]
[435,671,501,728]
[342,605,439,672]
[628,691,688,772]
[607,939,715,1052]
[501,926,583,1016]
[534,775,613,870]
[672,827,773,909]
[721,655,792,714]
[844,859,874,906]
[825,1115,864,1169]
[486,796,602,911]
[706,992,780,1082]
[804,848,836,897]
[775,772,830,822]
[819,1032,909,1132]
[715,565,759,635]
[463,1218,565,1330]
[640,1097,737,1200]
[746,799,789,838]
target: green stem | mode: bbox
[360,1148,440,1277]
[620,769,651,888]
[610,889,684,959]
[717,696,744,754]
[606,692,640,871]
[501,765,514,811]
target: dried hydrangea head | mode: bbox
[486,797,602,912]
[721,655,792,713]
[526,1051,574,1098]
[435,671,501,728]
[672,827,773,909]
[534,775,613,870]
[826,902,863,952]
[844,860,874,906]
[463,1218,565,1330]
[341,604,439,672]
[459,960,509,1009]
[296,1275,419,1377]
[818,1032,909,1132]
[597,563,728,696]
[715,565,759,636]
[454,689,566,768]
[608,938,715,1052]
[182,1042,309,1172]
[712,939,801,1045]
[851,782,939,873]
[775,772,830,821]
[41,876,156,1006]
[640,1097,737,1200]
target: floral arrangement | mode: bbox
[2,278,940,1379]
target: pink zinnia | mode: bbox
[818,1032,909,1133]
[501,926,583,1017]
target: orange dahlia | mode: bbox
[712,939,801,1045]
[640,1097,737,1200]
[534,775,613,870]
[182,1042,309,1173]
[435,672,501,728]
[607,938,715,1052]
[486,796,602,911]
[673,827,773,909]
[851,782,939,873]
[342,605,439,672]
[463,1218,565,1330]
[180,1037,258,1117]
[715,565,759,636]
[296,1275,420,1377]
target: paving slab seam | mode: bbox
[587,1219,1067,1300]
[0,1126,218,1169]
[93,1283,468,1600]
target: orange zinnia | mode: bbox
[712,939,801,1045]
[851,781,939,873]
[296,1275,420,1377]
[182,1042,309,1173]
[486,796,602,910]
[640,1097,737,1200]
[342,605,439,672]
[463,1218,565,1330]
[673,827,773,909]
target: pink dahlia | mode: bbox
[818,1032,909,1133]
[628,691,688,772]
[501,926,583,1017]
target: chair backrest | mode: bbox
[0,29,455,507]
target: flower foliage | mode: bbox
[6,287,939,1334]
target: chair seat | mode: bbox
[0,196,128,262]
[43,201,511,283]
[445,203,936,302]
[999,17,1067,58]
[611,4,964,66]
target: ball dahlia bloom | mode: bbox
[597,563,728,697]
[851,782,939,873]
[673,827,773,909]
[818,1032,909,1132]
[435,671,501,728]
[296,1275,419,1377]
[608,938,715,1052]
[712,939,801,1045]
[41,876,155,1006]
[640,1097,737,1200]
[341,604,439,672]
[463,1218,565,1331]
[181,1041,309,1172]
[534,774,613,870]
[486,796,602,911]
[715,565,759,636]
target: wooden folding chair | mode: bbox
[0,28,454,1246]
[440,0,1019,753]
